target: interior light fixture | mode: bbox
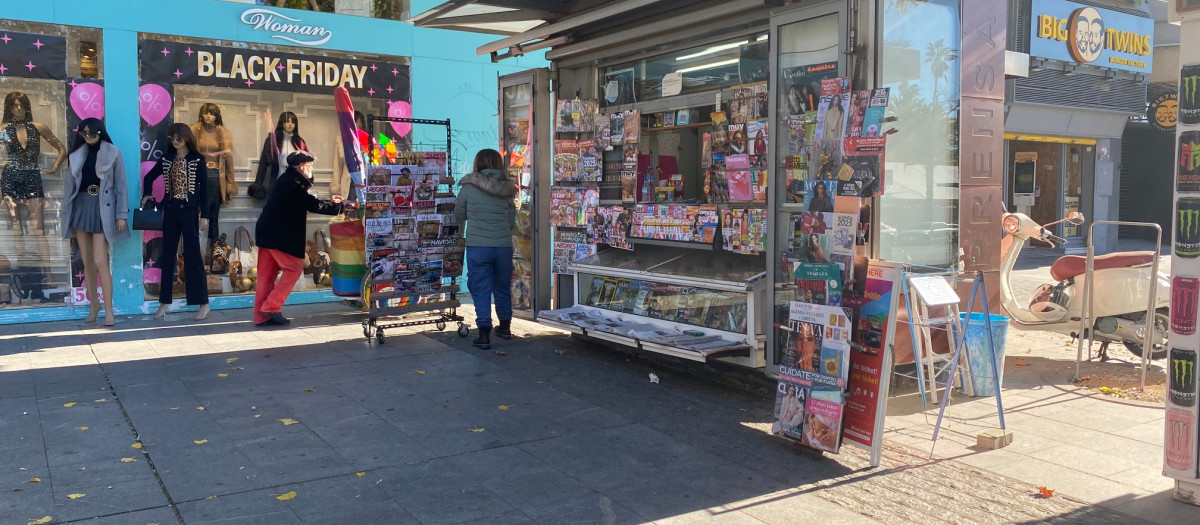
[676,34,767,61]
[676,58,739,74]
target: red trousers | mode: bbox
[253,247,304,324]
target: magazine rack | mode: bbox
[357,117,468,343]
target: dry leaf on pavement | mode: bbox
[26,477,40,483]
[195,406,206,411]
[78,426,88,431]
[493,350,508,356]
[554,349,567,355]
[217,373,228,378]
[414,370,426,375]
[498,405,510,411]
[121,458,137,463]
[303,388,314,392]
[468,427,485,433]
[226,358,238,364]
[278,418,299,426]
[275,491,297,501]
[66,493,85,499]
[356,472,365,477]
[63,402,77,408]
[194,439,208,445]
[28,516,52,525]
[131,442,143,449]
[1013,360,1029,367]
[1037,486,1054,498]
[94,398,107,403]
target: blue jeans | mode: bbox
[466,246,514,329]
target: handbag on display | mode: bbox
[311,229,331,286]
[132,199,163,231]
[229,227,259,292]
[206,273,223,295]
[209,232,230,275]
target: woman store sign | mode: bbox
[240,8,332,46]
[1029,0,1153,74]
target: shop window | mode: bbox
[216,0,409,21]
[599,31,769,107]
[136,34,411,301]
[877,0,961,267]
[0,20,103,310]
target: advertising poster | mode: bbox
[1181,131,1200,193]
[841,262,899,449]
[1180,64,1200,125]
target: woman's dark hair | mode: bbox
[354,110,366,130]
[473,148,504,173]
[814,181,827,194]
[274,111,304,152]
[71,118,113,151]
[166,123,198,157]
[196,103,224,126]
[2,92,32,123]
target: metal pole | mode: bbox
[1140,224,1162,390]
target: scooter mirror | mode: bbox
[1067,211,1085,225]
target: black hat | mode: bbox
[287,151,316,166]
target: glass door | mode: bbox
[767,2,845,376]
[1062,145,1084,239]
[500,70,552,318]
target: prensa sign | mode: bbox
[1029,0,1154,74]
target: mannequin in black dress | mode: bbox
[1,92,67,290]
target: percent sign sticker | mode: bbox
[70,82,106,121]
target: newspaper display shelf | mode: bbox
[538,245,767,367]
[357,117,468,344]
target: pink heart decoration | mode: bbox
[139,84,173,126]
[387,101,412,137]
[69,82,105,121]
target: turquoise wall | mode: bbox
[0,0,545,324]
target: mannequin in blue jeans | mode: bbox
[454,149,517,349]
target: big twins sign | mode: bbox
[1030,0,1154,74]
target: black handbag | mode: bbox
[132,200,163,231]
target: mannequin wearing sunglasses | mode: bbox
[249,111,307,199]
[1,92,67,287]
[141,123,210,320]
[191,103,236,245]
[63,118,130,326]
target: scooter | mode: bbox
[999,211,1170,360]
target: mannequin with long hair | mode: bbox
[1,91,68,282]
[141,123,210,320]
[64,118,129,325]
[249,111,308,199]
[191,103,236,243]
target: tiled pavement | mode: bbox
[0,301,1196,524]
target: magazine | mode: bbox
[553,140,580,182]
[793,262,843,306]
[842,137,887,196]
[846,90,870,138]
[577,140,602,182]
[772,377,808,439]
[861,88,891,137]
[624,109,640,144]
[802,390,844,453]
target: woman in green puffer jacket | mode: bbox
[454,149,517,349]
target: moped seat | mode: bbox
[1050,251,1156,281]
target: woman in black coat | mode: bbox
[252,151,344,326]
[141,123,209,321]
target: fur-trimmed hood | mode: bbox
[459,168,517,198]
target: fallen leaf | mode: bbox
[1013,360,1029,367]
[63,402,77,408]
[414,370,426,375]
[78,426,88,431]
[94,398,107,403]
[303,388,314,392]
[226,357,238,364]
[1037,486,1055,498]
[493,350,508,356]
[120,458,137,463]
[278,418,299,426]
[230,367,244,371]
[468,426,485,433]
[254,414,262,418]
[26,477,40,483]
[498,405,510,411]
[275,491,297,501]
[196,406,206,411]
[131,442,143,449]
[356,472,366,477]
[194,439,208,445]
[216,373,228,378]
[28,516,52,525]
[67,493,86,499]
[554,349,567,355]
[206,495,217,500]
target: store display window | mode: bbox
[0,20,103,310]
[599,31,769,107]
[135,34,410,300]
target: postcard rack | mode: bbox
[358,117,468,343]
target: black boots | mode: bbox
[495,319,512,340]
[473,326,492,349]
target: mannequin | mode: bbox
[1,92,67,261]
[64,118,130,326]
[141,123,210,321]
[249,111,307,199]
[191,103,236,244]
